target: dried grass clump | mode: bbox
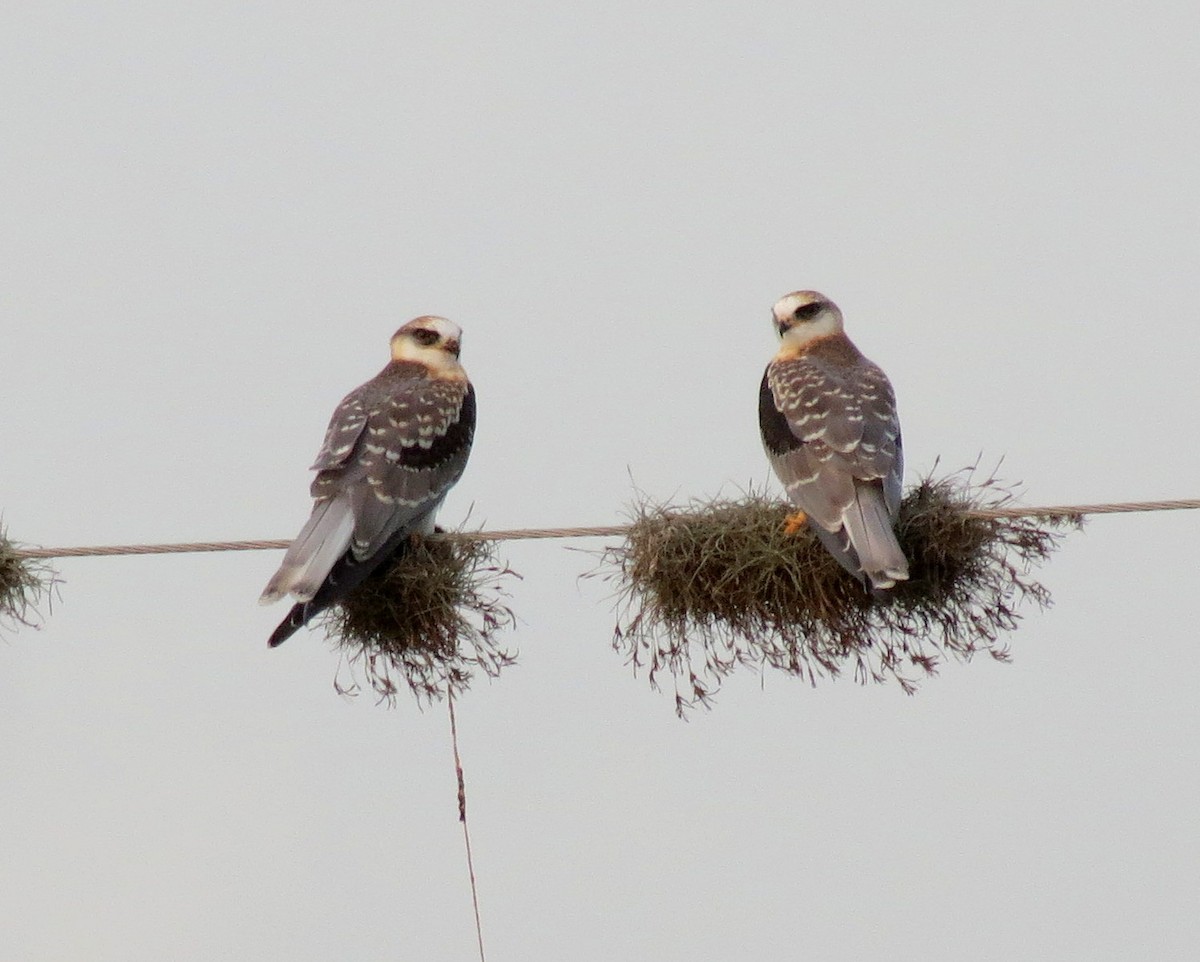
[607,471,1079,715]
[0,525,59,634]
[321,536,518,704]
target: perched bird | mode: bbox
[758,291,909,592]
[260,316,476,647]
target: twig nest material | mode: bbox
[0,525,59,634]
[606,471,1079,715]
[320,536,518,704]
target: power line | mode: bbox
[9,497,1200,560]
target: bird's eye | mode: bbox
[793,302,824,321]
[412,329,440,346]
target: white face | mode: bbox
[391,315,464,367]
[771,291,844,347]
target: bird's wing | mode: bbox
[309,390,370,472]
[323,375,476,561]
[260,373,475,606]
[846,359,904,517]
[759,353,902,530]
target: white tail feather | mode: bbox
[843,486,909,589]
[258,497,355,604]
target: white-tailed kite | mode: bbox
[758,291,909,592]
[260,316,476,646]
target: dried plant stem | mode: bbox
[326,537,518,704]
[606,469,1075,715]
[448,693,486,962]
[0,525,59,634]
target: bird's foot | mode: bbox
[783,510,808,535]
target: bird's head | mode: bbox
[771,291,844,346]
[390,316,464,371]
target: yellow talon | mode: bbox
[783,510,808,535]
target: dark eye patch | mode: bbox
[411,328,440,346]
[793,302,824,321]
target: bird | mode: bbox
[758,290,909,593]
[259,316,476,647]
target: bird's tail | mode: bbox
[259,497,355,605]
[264,522,425,648]
[842,484,909,590]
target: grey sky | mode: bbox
[3,2,1199,960]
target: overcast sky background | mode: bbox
[3,2,1199,960]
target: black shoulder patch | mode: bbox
[758,369,802,456]
[397,383,476,471]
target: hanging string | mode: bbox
[8,497,1200,560]
[448,692,487,962]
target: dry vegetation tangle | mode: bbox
[0,526,58,634]
[606,472,1079,715]
[321,537,518,705]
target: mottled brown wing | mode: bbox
[312,375,476,560]
[760,354,902,528]
[309,391,369,471]
[854,361,904,516]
